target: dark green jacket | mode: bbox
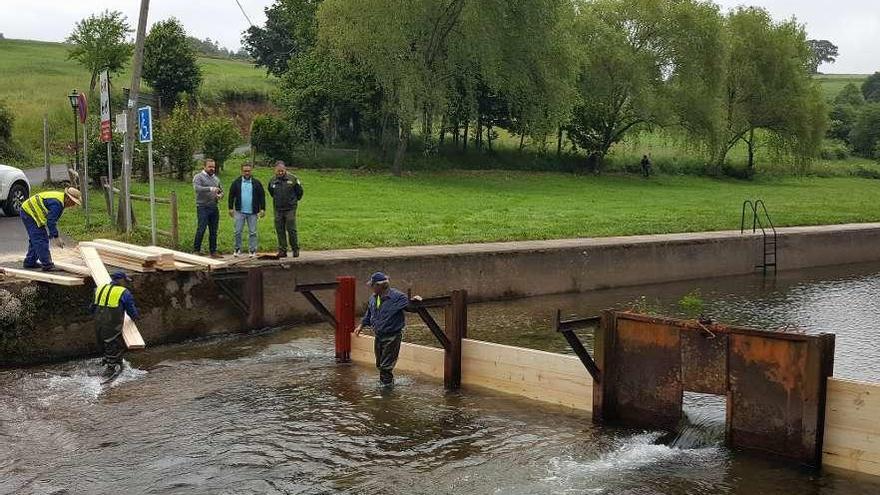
[268,174,304,211]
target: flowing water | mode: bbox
[3,262,880,494]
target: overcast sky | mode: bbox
[0,0,876,73]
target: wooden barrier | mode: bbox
[823,378,880,477]
[351,335,445,377]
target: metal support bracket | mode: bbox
[295,282,339,329]
[554,309,602,382]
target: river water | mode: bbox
[2,262,880,494]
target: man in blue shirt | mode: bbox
[228,162,266,257]
[355,272,421,385]
[91,271,140,379]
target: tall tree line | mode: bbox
[244,0,827,176]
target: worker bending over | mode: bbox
[355,272,421,386]
[91,271,140,379]
[19,188,82,271]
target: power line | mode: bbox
[235,0,255,28]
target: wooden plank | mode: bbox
[351,335,445,378]
[91,239,175,268]
[0,267,84,286]
[51,261,93,277]
[97,253,156,273]
[80,241,161,262]
[822,377,880,476]
[79,246,146,349]
[142,245,226,269]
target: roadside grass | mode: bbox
[49,157,880,254]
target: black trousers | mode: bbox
[194,205,220,254]
[95,313,125,367]
[374,332,403,384]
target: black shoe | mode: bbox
[23,263,40,269]
[277,251,288,259]
[292,250,300,258]
[41,265,58,272]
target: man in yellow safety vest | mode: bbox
[19,188,82,271]
[91,271,140,379]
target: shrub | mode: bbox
[819,140,849,160]
[201,116,240,172]
[0,100,21,161]
[157,100,201,180]
[251,114,296,163]
[850,103,880,159]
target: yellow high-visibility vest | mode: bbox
[376,295,382,309]
[94,284,127,308]
[21,191,66,227]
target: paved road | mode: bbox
[0,165,69,256]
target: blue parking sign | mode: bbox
[138,106,153,143]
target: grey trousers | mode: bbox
[374,332,403,384]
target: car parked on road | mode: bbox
[0,164,30,217]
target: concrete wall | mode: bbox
[4,223,880,365]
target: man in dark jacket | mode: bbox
[267,161,304,258]
[91,271,140,380]
[227,162,266,257]
[355,272,421,385]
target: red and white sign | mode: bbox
[99,71,112,143]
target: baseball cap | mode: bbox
[367,272,389,286]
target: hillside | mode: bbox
[0,38,276,164]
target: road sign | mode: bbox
[99,71,112,143]
[138,106,153,143]
[76,92,88,124]
[115,112,127,133]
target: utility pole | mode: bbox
[122,0,150,233]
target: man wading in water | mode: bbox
[91,271,140,382]
[355,272,421,385]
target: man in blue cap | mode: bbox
[355,272,420,385]
[90,271,140,379]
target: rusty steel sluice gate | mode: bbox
[211,267,836,469]
[560,310,836,468]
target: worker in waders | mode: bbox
[91,271,140,380]
[355,272,421,386]
[19,188,82,271]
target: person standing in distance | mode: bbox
[267,161,303,258]
[192,159,223,258]
[228,162,266,257]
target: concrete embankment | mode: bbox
[3,222,880,366]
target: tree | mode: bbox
[243,0,322,77]
[66,10,133,94]
[143,18,203,107]
[201,116,241,172]
[828,83,865,143]
[806,39,838,74]
[711,7,827,172]
[863,72,880,103]
[0,100,20,161]
[156,99,202,180]
[567,0,725,171]
[850,103,880,158]
[251,114,297,163]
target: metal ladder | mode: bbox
[741,200,777,274]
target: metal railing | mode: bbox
[741,200,777,274]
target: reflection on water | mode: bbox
[2,262,880,493]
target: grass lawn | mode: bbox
[813,74,868,100]
[0,38,275,162]
[51,158,880,254]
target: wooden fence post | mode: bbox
[170,191,179,248]
[444,289,466,390]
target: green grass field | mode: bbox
[0,38,275,162]
[51,156,880,253]
[813,74,869,100]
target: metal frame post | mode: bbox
[335,276,356,363]
[245,268,264,329]
[444,289,466,390]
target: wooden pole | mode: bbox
[444,289,466,390]
[43,114,50,183]
[147,140,157,245]
[335,276,356,363]
[123,0,150,233]
[82,121,89,226]
[169,191,179,248]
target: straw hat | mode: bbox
[64,187,82,206]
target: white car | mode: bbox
[0,164,30,217]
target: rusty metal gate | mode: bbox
[591,311,835,467]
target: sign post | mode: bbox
[115,112,130,232]
[100,70,113,220]
[76,92,89,226]
[138,106,156,245]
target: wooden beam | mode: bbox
[823,377,880,476]
[52,261,93,277]
[0,267,84,286]
[79,241,161,262]
[142,245,226,269]
[90,239,175,268]
[96,253,156,273]
[79,246,146,349]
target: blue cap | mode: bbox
[110,271,132,282]
[368,272,389,286]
